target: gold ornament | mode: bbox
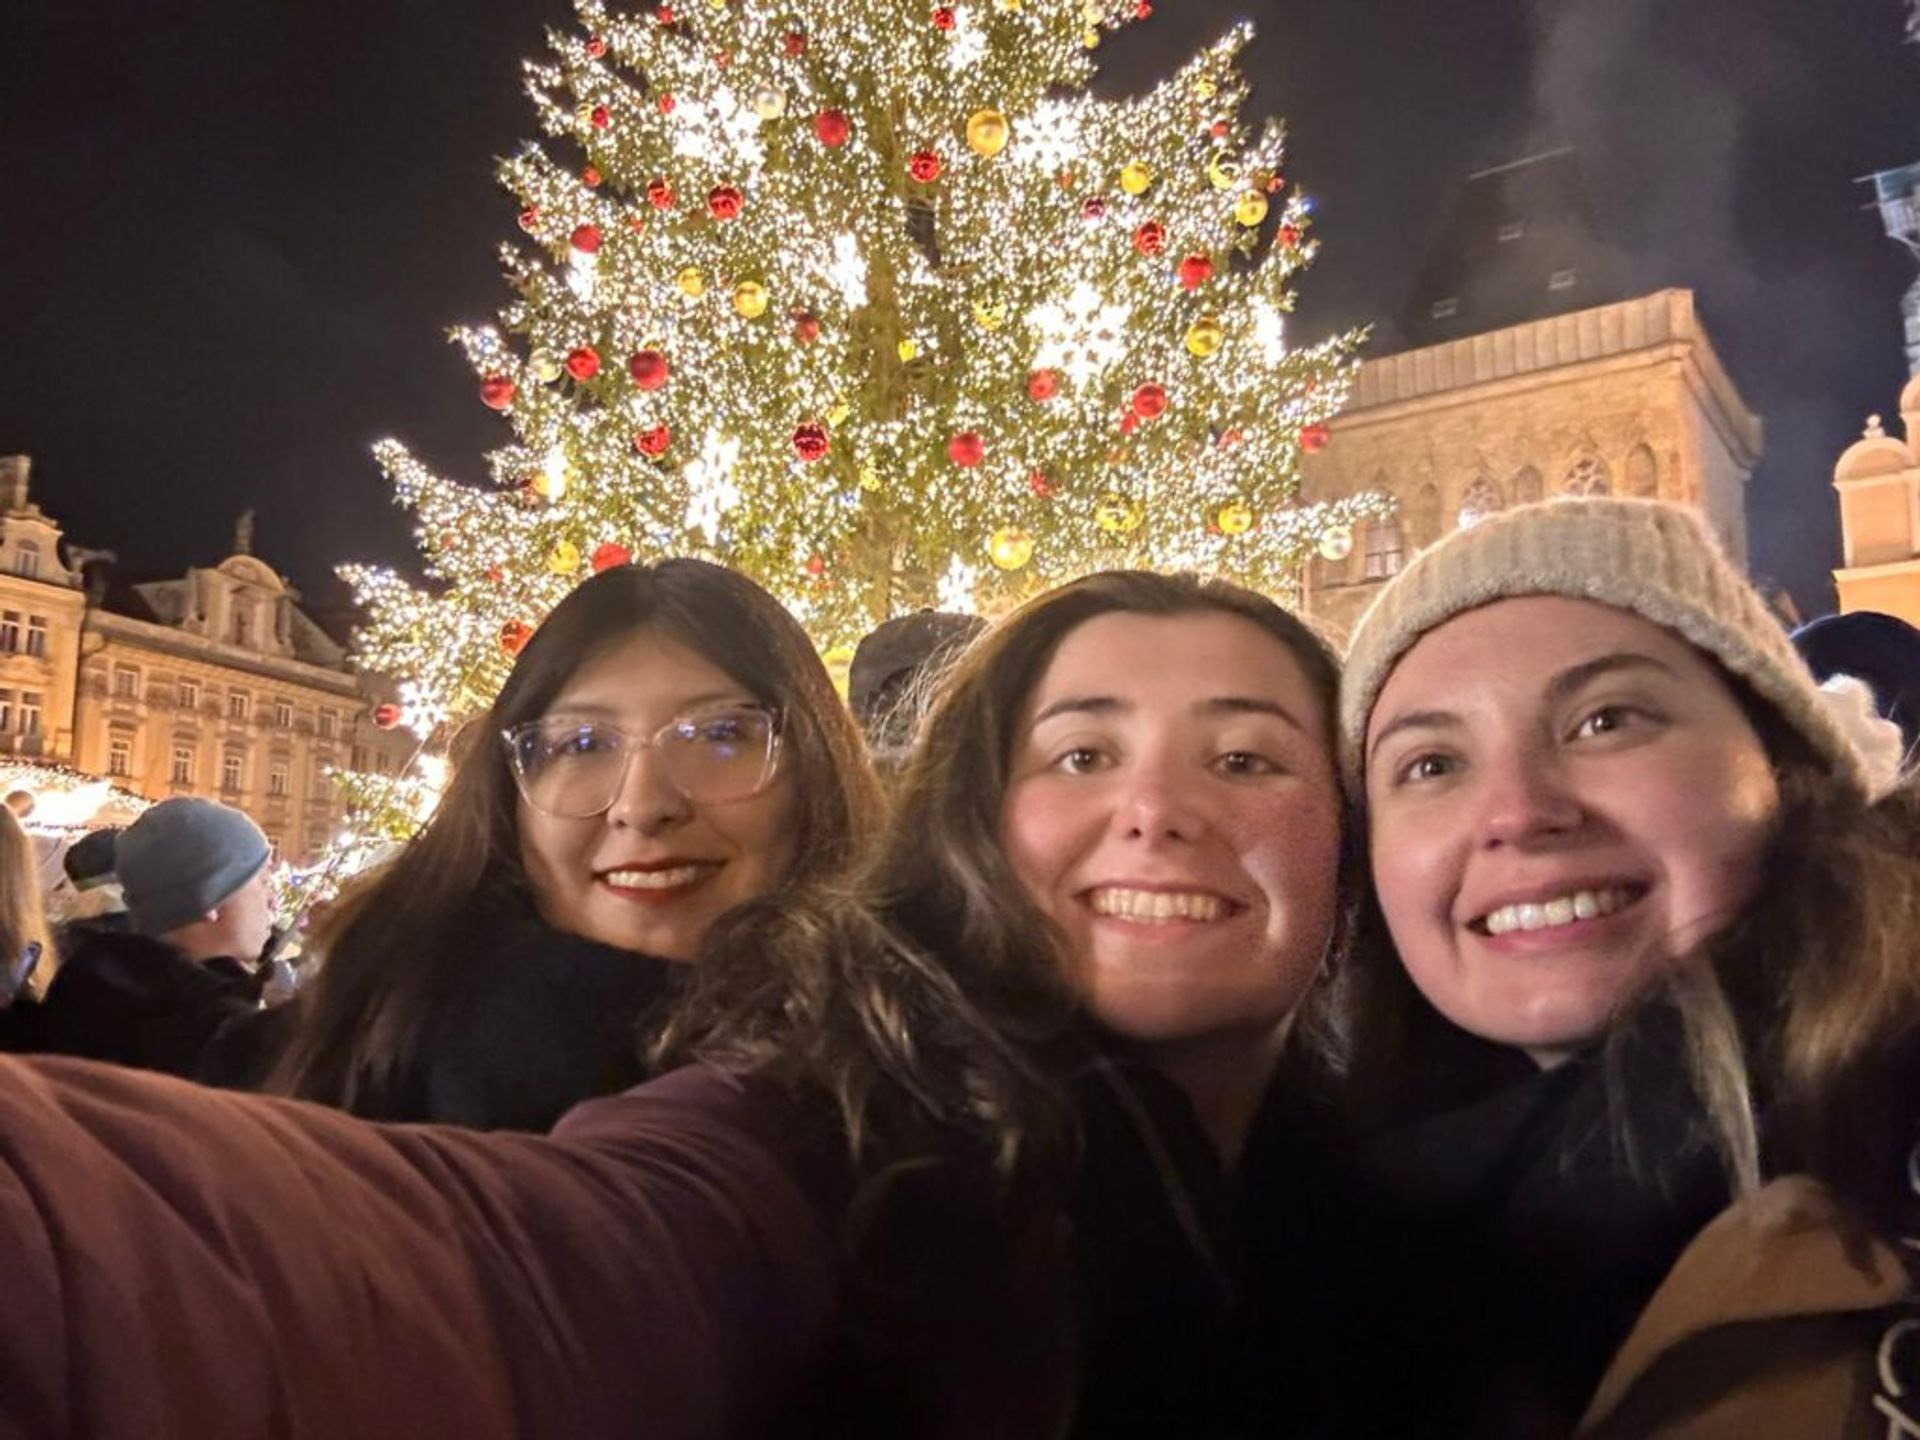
[1082,25,1100,48]
[547,539,581,574]
[1094,492,1144,534]
[992,0,1021,11]
[732,280,769,318]
[1234,191,1269,226]
[972,299,1007,331]
[1206,152,1240,192]
[826,399,850,425]
[987,526,1035,571]
[1194,76,1218,101]
[750,84,787,120]
[529,349,563,383]
[965,108,1011,157]
[858,465,882,492]
[575,101,595,126]
[1318,527,1355,562]
[1119,160,1153,196]
[675,265,705,297]
[1216,500,1254,536]
[897,338,920,362]
[530,468,568,501]
[1185,315,1225,357]
[1080,0,1104,19]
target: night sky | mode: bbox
[3,1,1917,616]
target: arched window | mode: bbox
[1625,444,1658,499]
[1510,466,1543,505]
[1363,519,1405,580]
[1562,454,1612,496]
[15,540,40,579]
[1406,482,1443,549]
[1457,474,1504,529]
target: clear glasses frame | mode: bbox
[501,705,784,817]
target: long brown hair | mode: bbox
[659,570,1349,1184]
[268,558,883,1108]
[0,808,56,1001]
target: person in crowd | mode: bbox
[1321,496,1919,1436]
[218,558,882,1130]
[0,806,56,1028]
[0,568,1355,1436]
[10,799,270,1074]
[846,609,985,771]
[51,825,127,926]
[1793,607,1920,762]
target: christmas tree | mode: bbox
[340,0,1385,835]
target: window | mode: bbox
[108,735,132,778]
[1457,474,1505,530]
[1510,466,1544,506]
[231,605,251,647]
[1548,268,1578,292]
[113,665,139,699]
[20,693,42,735]
[15,541,40,579]
[0,612,19,653]
[171,746,194,785]
[0,691,12,731]
[317,708,337,740]
[1562,454,1612,497]
[1497,220,1526,243]
[1363,520,1406,580]
[269,760,290,797]
[1429,297,1460,320]
[24,616,47,658]
[222,753,244,793]
[273,700,293,729]
[373,752,391,776]
[178,677,201,711]
[228,690,251,721]
[350,745,367,771]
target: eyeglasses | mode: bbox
[502,705,783,817]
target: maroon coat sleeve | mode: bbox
[0,1056,841,1440]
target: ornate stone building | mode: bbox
[1296,153,1763,637]
[0,456,406,861]
[1829,374,1920,627]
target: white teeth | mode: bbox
[1481,887,1629,936]
[603,866,706,890]
[1088,888,1226,923]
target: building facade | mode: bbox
[1830,374,1920,627]
[0,456,405,861]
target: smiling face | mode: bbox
[1364,595,1781,1064]
[515,627,797,962]
[1000,610,1343,1054]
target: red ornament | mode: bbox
[570,223,602,253]
[814,109,851,147]
[584,35,607,59]
[646,177,675,210]
[517,205,540,233]
[1177,252,1214,290]
[590,542,632,573]
[1217,427,1244,450]
[657,93,676,114]
[791,422,830,462]
[485,565,505,585]
[932,6,956,29]
[707,184,744,220]
[581,165,602,188]
[1210,120,1230,139]
[908,150,942,183]
[500,621,534,657]
[479,374,517,411]
[1299,423,1331,453]
[805,553,827,577]
[590,104,611,129]
[626,215,647,233]
[657,6,675,23]
[1027,470,1055,498]
[1133,220,1166,256]
[947,432,984,467]
[1136,0,1153,15]
[1267,174,1285,193]
[1131,382,1168,419]
[372,703,402,730]
[1081,197,1107,221]
[784,30,808,56]
[628,349,669,390]
[565,346,601,381]
[1026,369,1060,402]
[1278,223,1301,248]
[634,424,672,457]
[714,49,732,68]
[1119,413,1139,436]
[791,311,821,344]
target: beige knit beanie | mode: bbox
[1340,497,1871,797]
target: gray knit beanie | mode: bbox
[116,798,271,937]
[1341,497,1871,797]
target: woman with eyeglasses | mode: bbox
[225,558,881,1131]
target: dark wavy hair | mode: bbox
[268,558,883,1109]
[658,569,1351,1187]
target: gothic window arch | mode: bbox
[1406,482,1442,549]
[1363,519,1405,580]
[1510,466,1543,505]
[1625,444,1659,499]
[1457,474,1504,529]
[1562,454,1612,497]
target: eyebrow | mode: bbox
[1367,651,1682,764]
[1030,694,1308,733]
